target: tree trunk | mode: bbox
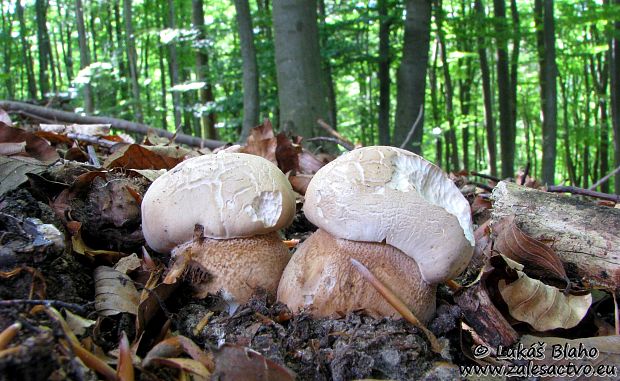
[560,78,577,185]
[590,40,610,192]
[234,0,260,141]
[1,6,14,99]
[475,0,497,177]
[377,0,391,145]
[193,0,217,139]
[318,0,337,131]
[394,0,431,153]
[58,3,74,83]
[494,0,513,178]
[611,0,620,194]
[35,0,51,98]
[123,0,143,123]
[429,39,441,167]
[166,0,182,130]
[16,1,37,100]
[273,0,327,138]
[535,0,558,185]
[436,0,459,170]
[114,0,129,102]
[75,0,94,113]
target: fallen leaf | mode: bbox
[94,266,140,316]
[117,332,134,381]
[0,142,27,156]
[275,132,301,173]
[0,109,13,126]
[0,156,48,196]
[146,358,210,380]
[211,343,295,381]
[128,168,167,182]
[103,144,187,170]
[298,149,326,174]
[0,123,60,163]
[493,215,568,284]
[71,232,126,262]
[64,309,96,336]
[288,174,312,195]
[114,253,142,275]
[499,271,592,331]
[143,335,214,371]
[240,120,277,164]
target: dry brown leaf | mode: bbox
[275,132,301,173]
[117,332,134,381]
[94,266,140,316]
[499,271,592,331]
[146,358,210,380]
[64,309,96,336]
[493,215,568,284]
[298,149,326,174]
[114,254,142,275]
[240,120,277,164]
[288,174,313,195]
[520,335,620,381]
[0,142,27,156]
[142,335,214,371]
[71,232,126,262]
[103,144,187,170]
[127,168,167,182]
[136,269,177,338]
[0,109,13,126]
[211,343,295,381]
[0,123,60,163]
[33,130,74,145]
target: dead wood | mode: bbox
[0,100,225,149]
[491,181,620,289]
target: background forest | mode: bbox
[1,0,619,193]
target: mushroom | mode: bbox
[141,152,296,308]
[277,146,474,322]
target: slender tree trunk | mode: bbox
[192,0,217,139]
[58,3,74,82]
[1,6,14,99]
[273,0,327,138]
[560,78,577,185]
[475,0,497,176]
[509,0,520,164]
[535,0,558,185]
[377,0,392,145]
[166,0,182,130]
[590,49,609,192]
[16,1,37,100]
[611,0,620,194]
[75,0,94,113]
[494,0,513,178]
[394,0,431,153]
[89,3,98,62]
[318,0,337,130]
[430,39,441,167]
[233,0,259,141]
[123,0,143,123]
[436,0,459,170]
[114,0,129,102]
[35,0,51,98]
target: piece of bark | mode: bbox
[491,181,620,289]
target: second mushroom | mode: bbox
[277,146,474,322]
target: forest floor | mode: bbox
[0,116,618,381]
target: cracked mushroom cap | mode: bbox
[142,153,296,253]
[303,146,474,284]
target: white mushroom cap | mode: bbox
[303,146,474,284]
[142,153,296,253]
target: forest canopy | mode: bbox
[0,0,619,192]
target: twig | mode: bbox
[306,136,353,151]
[86,145,100,167]
[400,104,423,149]
[546,185,620,203]
[471,171,501,182]
[349,258,444,355]
[520,162,530,186]
[589,163,620,191]
[472,182,494,192]
[316,119,355,150]
[0,299,90,314]
[67,132,117,148]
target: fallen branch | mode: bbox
[316,119,355,150]
[0,100,225,149]
[589,163,620,191]
[305,136,353,151]
[399,104,423,149]
[471,171,501,183]
[546,185,620,203]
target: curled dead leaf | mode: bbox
[0,123,60,163]
[493,215,568,285]
[499,271,592,331]
[103,144,189,170]
[94,266,140,316]
[212,343,295,381]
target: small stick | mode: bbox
[0,322,21,350]
[0,299,89,314]
[306,137,354,151]
[472,182,494,192]
[546,185,620,203]
[400,104,424,149]
[350,258,443,354]
[67,133,117,148]
[471,171,501,182]
[87,145,100,167]
[588,163,620,191]
[316,119,356,150]
[520,162,530,186]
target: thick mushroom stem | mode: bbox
[277,229,437,323]
[166,232,291,307]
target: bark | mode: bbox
[75,0,94,113]
[475,0,497,177]
[273,0,327,138]
[377,0,392,145]
[114,0,128,101]
[0,100,224,149]
[157,1,168,130]
[234,0,260,141]
[590,45,610,192]
[509,0,520,143]
[1,6,14,99]
[58,3,74,83]
[167,0,183,130]
[494,0,514,178]
[429,39,441,166]
[123,0,143,123]
[611,0,620,194]
[35,0,51,98]
[16,0,37,100]
[536,0,558,185]
[394,0,431,153]
[436,0,459,170]
[491,181,620,289]
[560,78,577,186]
